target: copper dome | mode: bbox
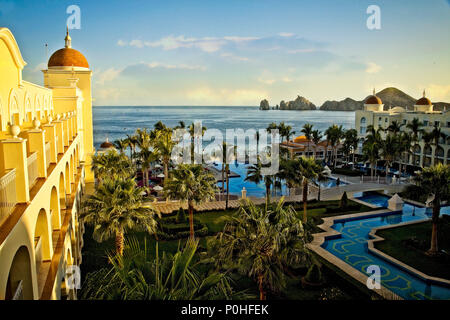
[416,97,432,106]
[48,47,89,68]
[365,95,382,104]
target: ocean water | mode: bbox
[93,106,355,149]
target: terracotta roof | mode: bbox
[100,140,114,149]
[48,48,89,68]
[365,95,382,104]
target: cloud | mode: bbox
[118,35,260,53]
[95,62,206,85]
[186,87,267,105]
[220,52,249,62]
[424,84,450,102]
[366,62,381,74]
[278,32,295,37]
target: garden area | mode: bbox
[80,198,376,300]
[375,215,450,280]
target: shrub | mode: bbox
[176,208,186,223]
[305,264,323,284]
[340,192,349,209]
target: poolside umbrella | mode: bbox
[153,185,164,191]
[323,166,332,176]
[154,164,162,168]
[157,173,165,178]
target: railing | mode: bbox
[27,152,38,188]
[45,141,51,168]
[0,169,17,225]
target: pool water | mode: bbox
[213,162,347,197]
[322,195,450,300]
[354,191,389,208]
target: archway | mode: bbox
[59,172,66,210]
[65,162,71,195]
[34,209,51,263]
[50,186,61,230]
[5,246,33,300]
[360,117,366,135]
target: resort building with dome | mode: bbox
[355,89,450,168]
[0,27,94,299]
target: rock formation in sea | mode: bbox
[259,99,270,110]
[281,95,316,110]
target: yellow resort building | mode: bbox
[0,27,94,300]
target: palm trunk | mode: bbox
[188,201,195,239]
[226,167,230,210]
[303,179,308,223]
[428,199,440,255]
[317,185,321,202]
[258,274,266,300]
[115,229,124,256]
[221,163,225,195]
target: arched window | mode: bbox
[360,117,367,135]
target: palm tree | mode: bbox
[164,164,217,239]
[80,177,159,255]
[379,134,400,178]
[113,138,128,154]
[363,125,381,178]
[284,125,295,143]
[430,123,447,164]
[398,132,413,176]
[311,129,323,159]
[154,128,176,181]
[81,238,243,300]
[91,149,134,182]
[414,164,450,255]
[297,156,323,223]
[343,129,358,166]
[387,120,404,135]
[245,160,273,206]
[406,118,424,143]
[124,134,138,162]
[139,148,158,187]
[212,199,311,300]
[301,123,314,157]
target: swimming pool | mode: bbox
[213,162,347,197]
[322,195,450,300]
[354,191,389,208]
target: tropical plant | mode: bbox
[297,156,323,223]
[413,164,450,255]
[81,238,243,300]
[164,164,217,239]
[343,129,358,165]
[362,125,381,178]
[113,138,128,154]
[154,128,176,181]
[379,134,400,177]
[406,118,424,143]
[211,199,311,300]
[301,123,314,157]
[245,160,273,206]
[311,129,323,159]
[80,176,159,255]
[91,149,134,181]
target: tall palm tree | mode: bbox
[81,238,242,300]
[363,125,381,178]
[113,138,128,154]
[406,117,424,143]
[80,177,159,255]
[91,149,134,182]
[154,128,176,181]
[430,123,447,163]
[311,129,323,159]
[139,148,158,187]
[301,123,314,157]
[343,129,358,165]
[245,160,273,206]
[414,164,450,255]
[379,134,400,178]
[164,164,217,239]
[325,125,343,167]
[297,156,323,223]
[212,199,310,300]
[124,134,138,162]
[387,120,404,135]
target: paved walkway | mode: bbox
[146,182,410,214]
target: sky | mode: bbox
[1,0,450,106]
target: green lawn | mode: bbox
[375,216,450,280]
[80,199,376,300]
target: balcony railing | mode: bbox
[45,141,51,168]
[0,169,17,225]
[27,152,38,188]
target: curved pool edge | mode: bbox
[307,208,403,300]
[368,221,450,288]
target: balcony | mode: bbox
[0,169,17,225]
[45,141,51,169]
[27,152,38,189]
